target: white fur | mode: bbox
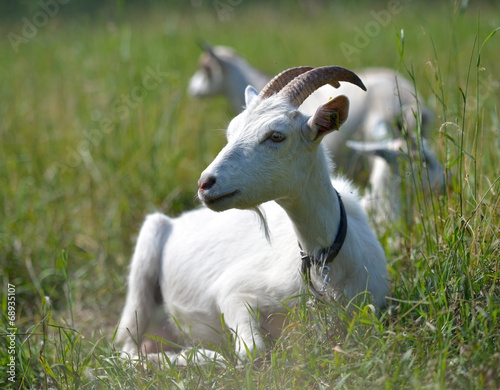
[188,45,270,112]
[188,46,441,224]
[348,137,448,225]
[117,80,389,364]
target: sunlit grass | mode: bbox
[1,1,499,388]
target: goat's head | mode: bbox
[188,45,237,97]
[198,66,366,212]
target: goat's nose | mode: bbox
[198,175,217,191]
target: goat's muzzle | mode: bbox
[198,175,217,191]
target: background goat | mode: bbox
[188,44,445,224]
[347,137,448,225]
[188,44,270,113]
[117,66,389,365]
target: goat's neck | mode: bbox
[276,152,342,257]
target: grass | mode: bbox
[1,0,499,388]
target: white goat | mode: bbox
[117,66,389,365]
[188,45,443,224]
[187,45,432,145]
[347,136,448,225]
[188,45,270,113]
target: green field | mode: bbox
[1,1,499,388]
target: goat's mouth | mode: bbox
[201,190,240,210]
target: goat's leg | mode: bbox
[222,299,266,361]
[116,213,171,354]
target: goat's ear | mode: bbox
[245,85,259,106]
[307,95,349,142]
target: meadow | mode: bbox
[0,0,499,388]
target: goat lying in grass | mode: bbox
[117,66,389,365]
[347,137,449,225]
[188,44,445,224]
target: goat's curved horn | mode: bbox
[258,66,314,99]
[277,66,367,108]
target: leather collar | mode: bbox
[298,188,348,299]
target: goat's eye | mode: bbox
[269,132,285,143]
